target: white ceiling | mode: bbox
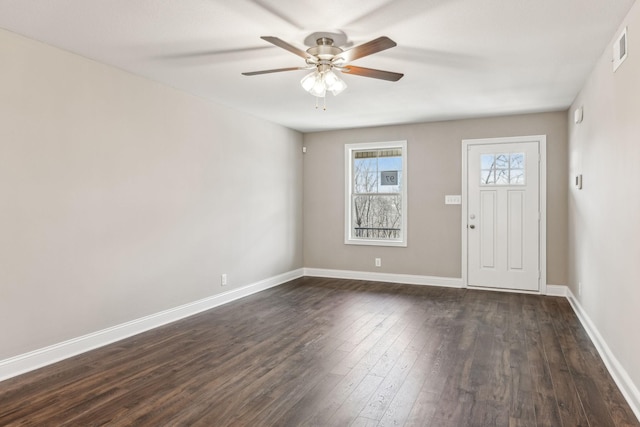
[0,0,635,132]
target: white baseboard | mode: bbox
[303,267,464,288]
[304,269,569,296]
[545,284,568,297]
[566,289,640,422]
[0,268,304,382]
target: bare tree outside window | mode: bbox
[480,153,525,185]
[351,149,403,240]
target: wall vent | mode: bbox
[613,27,628,72]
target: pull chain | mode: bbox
[314,96,328,111]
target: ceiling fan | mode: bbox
[242,35,404,99]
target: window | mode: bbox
[345,141,407,246]
[480,153,525,185]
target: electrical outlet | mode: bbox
[375,258,382,267]
[221,273,228,286]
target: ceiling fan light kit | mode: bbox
[242,34,403,107]
[301,69,347,98]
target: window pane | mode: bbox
[495,154,509,169]
[354,172,377,193]
[353,156,378,193]
[481,154,495,169]
[353,157,377,173]
[496,168,509,184]
[481,170,494,185]
[480,151,526,186]
[379,156,402,171]
[510,169,525,184]
[378,155,402,193]
[510,153,524,169]
[354,152,403,195]
[352,194,402,239]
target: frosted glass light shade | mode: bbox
[301,71,326,97]
[300,71,317,92]
[325,71,347,95]
[300,69,346,97]
[309,76,326,97]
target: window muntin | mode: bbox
[480,153,525,185]
[345,141,407,246]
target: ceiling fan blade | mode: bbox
[261,36,311,59]
[341,66,404,81]
[242,66,309,76]
[337,36,397,63]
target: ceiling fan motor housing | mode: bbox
[306,38,343,61]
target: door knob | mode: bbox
[469,224,475,229]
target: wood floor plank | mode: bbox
[506,295,537,427]
[377,321,451,426]
[402,390,440,427]
[358,345,420,420]
[328,374,385,426]
[1,277,637,427]
[541,297,616,427]
[521,296,564,427]
[270,372,345,426]
[535,298,591,427]
[368,323,421,378]
[300,364,372,425]
[351,416,380,427]
[552,298,639,427]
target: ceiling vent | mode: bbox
[613,27,628,71]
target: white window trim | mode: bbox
[344,140,408,247]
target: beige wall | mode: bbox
[0,29,303,360]
[568,1,640,398]
[303,112,568,284]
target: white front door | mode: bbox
[465,138,543,292]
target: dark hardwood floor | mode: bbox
[1,277,638,426]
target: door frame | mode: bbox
[461,135,547,293]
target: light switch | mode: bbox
[445,195,461,205]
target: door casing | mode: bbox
[461,135,547,294]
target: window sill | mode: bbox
[344,239,407,248]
